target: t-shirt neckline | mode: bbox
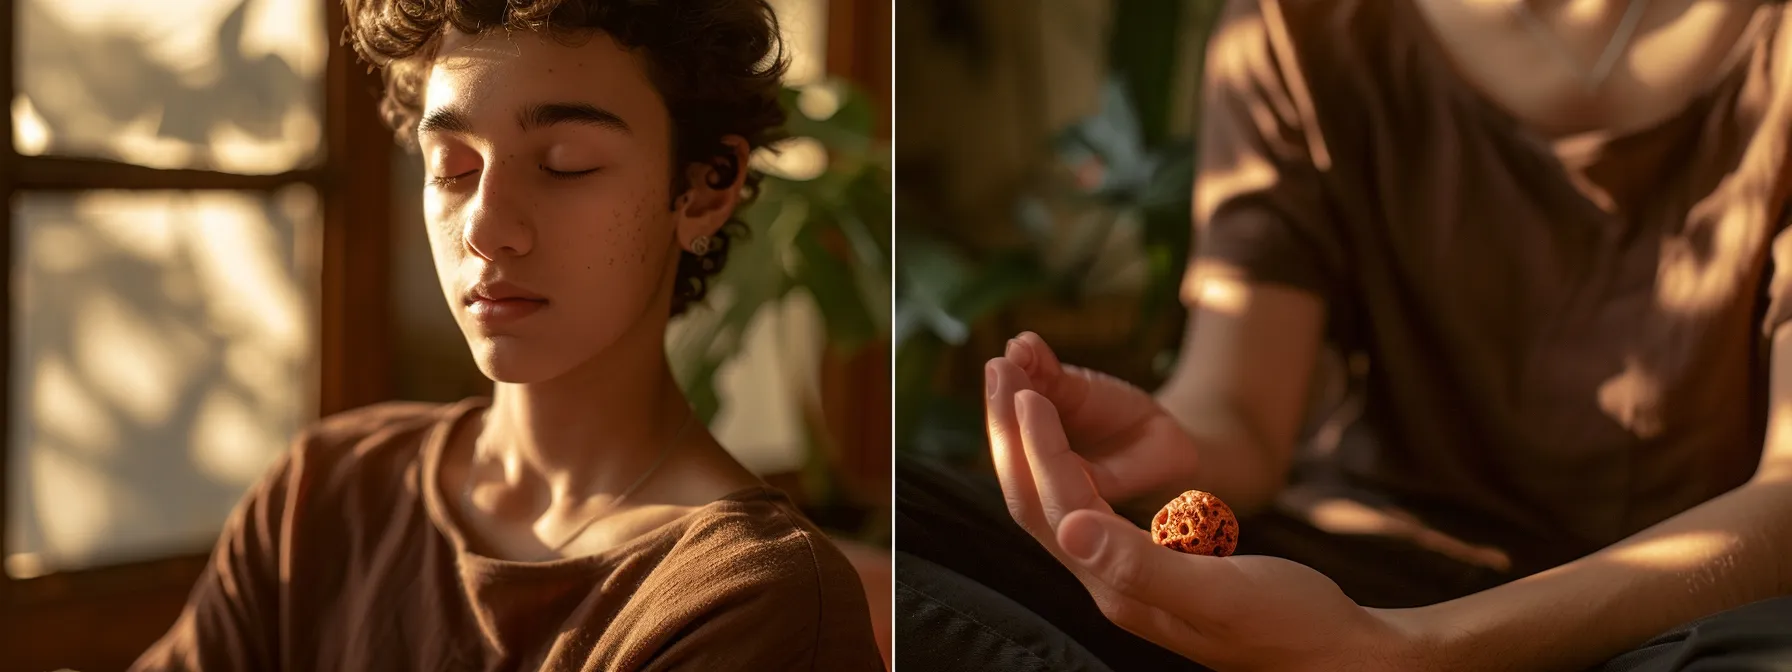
[1393,0,1783,159]
[416,396,782,574]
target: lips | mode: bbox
[464,280,547,326]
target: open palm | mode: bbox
[987,333,1415,671]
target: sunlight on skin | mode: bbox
[1603,530,1744,589]
[1180,265,1251,316]
[11,94,51,155]
[1625,1,1737,87]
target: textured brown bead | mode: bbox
[1150,490,1239,557]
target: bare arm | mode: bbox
[1397,326,1792,670]
[1153,262,1326,514]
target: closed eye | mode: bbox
[428,170,478,188]
[543,165,600,180]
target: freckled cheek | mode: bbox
[556,180,670,269]
[579,210,656,271]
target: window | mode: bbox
[1,1,391,668]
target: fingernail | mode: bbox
[1062,517,1107,562]
[1007,338,1034,371]
[986,362,999,400]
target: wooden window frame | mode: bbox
[0,2,391,669]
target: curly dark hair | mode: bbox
[342,0,789,316]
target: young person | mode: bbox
[898,0,1792,669]
[132,1,882,669]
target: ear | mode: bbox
[672,135,750,251]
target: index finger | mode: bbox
[1011,333,1162,445]
[1015,389,1114,529]
[986,358,1047,533]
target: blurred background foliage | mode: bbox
[895,0,1224,463]
[670,78,892,539]
[673,81,891,422]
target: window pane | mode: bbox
[6,188,320,578]
[15,0,326,173]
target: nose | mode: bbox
[462,161,535,260]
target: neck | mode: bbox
[478,309,691,500]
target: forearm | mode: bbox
[1154,394,1287,515]
[1393,476,1792,672]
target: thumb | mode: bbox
[1058,510,1227,614]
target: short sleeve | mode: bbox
[636,522,883,671]
[1188,0,1344,304]
[129,448,297,672]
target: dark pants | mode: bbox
[894,455,1792,671]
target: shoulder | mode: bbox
[666,489,865,597]
[644,488,881,666]
[1206,0,1415,120]
[1210,0,1395,70]
[294,400,457,455]
[289,400,465,470]
[1203,0,1410,170]
[280,399,477,513]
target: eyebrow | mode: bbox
[415,102,632,137]
[518,103,631,134]
[417,107,473,136]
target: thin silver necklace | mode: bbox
[1508,0,1654,93]
[464,408,696,558]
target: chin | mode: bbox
[466,335,574,385]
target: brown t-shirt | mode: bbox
[1197,0,1792,574]
[129,399,883,671]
